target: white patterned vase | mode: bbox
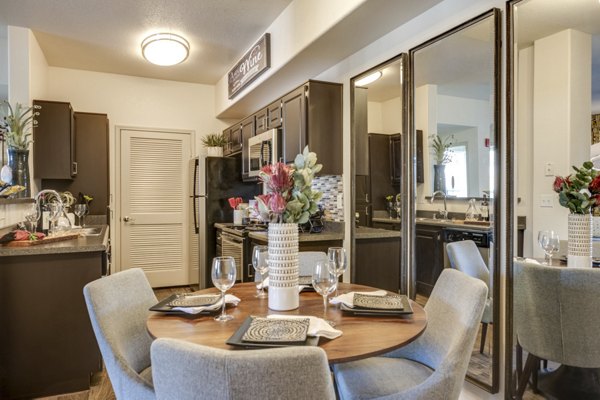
[568,213,592,268]
[267,223,299,310]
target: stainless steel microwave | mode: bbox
[248,128,280,177]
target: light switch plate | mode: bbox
[540,194,553,208]
[544,163,554,176]
[337,193,343,209]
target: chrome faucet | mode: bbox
[430,190,448,220]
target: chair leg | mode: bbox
[516,342,523,382]
[517,353,538,399]
[479,322,488,354]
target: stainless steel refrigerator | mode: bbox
[191,156,261,288]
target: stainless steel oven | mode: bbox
[248,128,280,177]
[218,231,245,282]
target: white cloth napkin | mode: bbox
[257,277,311,292]
[172,294,241,315]
[267,315,342,339]
[329,290,387,308]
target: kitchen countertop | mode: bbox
[355,226,401,239]
[0,225,109,257]
[372,217,401,224]
[415,218,492,231]
[248,230,344,242]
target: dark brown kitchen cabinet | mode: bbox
[267,99,282,129]
[390,134,402,184]
[354,236,401,293]
[42,112,109,215]
[416,129,424,183]
[254,107,269,134]
[223,124,242,156]
[415,224,444,296]
[0,251,103,398]
[281,81,342,174]
[240,115,255,179]
[369,133,398,212]
[33,100,76,179]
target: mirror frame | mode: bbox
[350,53,410,295]
[408,8,502,393]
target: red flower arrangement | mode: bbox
[553,161,600,214]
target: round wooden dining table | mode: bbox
[147,282,427,364]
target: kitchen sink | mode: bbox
[80,226,103,236]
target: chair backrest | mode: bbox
[83,268,157,400]
[446,240,490,290]
[386,269,487,400]
[299,251,328,276]
[151,338,336,400]
[514,260,600,367]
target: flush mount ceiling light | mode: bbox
[142,33,190,66]
[355,71,382,86]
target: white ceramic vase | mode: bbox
[568,213,592,268]
[206,146,223,157]
[267,222,299,310]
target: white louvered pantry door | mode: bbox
[120,128,191,287]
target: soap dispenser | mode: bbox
[465,199,480,221]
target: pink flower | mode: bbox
[553,176,564,193]
[268,193,287,215]
[260,162,292,192]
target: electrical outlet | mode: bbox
[337,193,343,209]
[540,194,553,208]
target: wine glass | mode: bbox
[47,203,62,236]
[211,256,237,322]
[24,204,41,232]
[327,247,347,296]
[74,204,88,228]
[312,260,337,326]
[252,245,269,298]
[538,230,560,265]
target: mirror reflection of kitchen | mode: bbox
[412,11,498,390]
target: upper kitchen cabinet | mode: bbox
[281,80,342,175]
[223,123,242,156]
[254,107,268,134]
[390,134,401,184]
[267,99,282,129]
[33,100,76,179]
[240,115,255,179]
[42,112,109,216]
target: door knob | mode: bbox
[123,216,134,222]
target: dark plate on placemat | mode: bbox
[341,295,413,316]
[353,293,404,310]
[149,294,214,315]
[227,316,320,348]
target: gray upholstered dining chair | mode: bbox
[513,260,600,398]
[151,337,336,400]
[333,268,487,400]
[446,239,493,353]
[83,268,157,400]
[299,251,328,276]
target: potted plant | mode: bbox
[553,161,600,267]
[0,101,41,198]
[201,133,229,157]
[429,134,453,192]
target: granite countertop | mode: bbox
[248,230,344,242]
[356,226,401,239]
[372,217,401,224]
[0,225,109,257]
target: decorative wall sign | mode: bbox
[228,33,270,99]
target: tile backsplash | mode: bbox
[312,175,344,222]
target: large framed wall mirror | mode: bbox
[409,9,501,392]
[507,0,600,398]
[350,54,408,296]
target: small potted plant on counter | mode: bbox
[429,133,453,193]
[201,132,229,157]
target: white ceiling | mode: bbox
[0,0,293,84]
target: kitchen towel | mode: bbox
[267,315,342,339]
[330,290,387,308]
[173,294,241,314]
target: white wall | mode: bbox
[1,27,47,229]
[0,34,7,100]
[530,29,591,258]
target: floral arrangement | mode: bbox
[255,146,323,224]
[553,161,600,214]
[429,134,453,165]
[0,101,41,150]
